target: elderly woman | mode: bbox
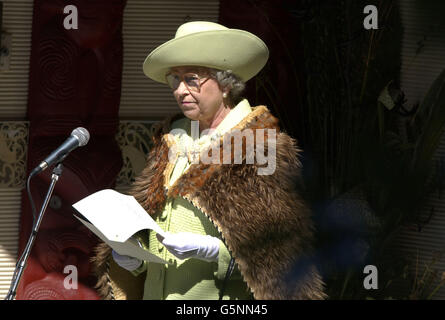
[93,21,325,300]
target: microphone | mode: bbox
[30,127,90,176]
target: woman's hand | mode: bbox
[111,250,143,272]
[156,232,220,262]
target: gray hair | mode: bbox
[210,69,246,107]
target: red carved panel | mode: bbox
[16,0,127,300]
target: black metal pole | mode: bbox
[5,163,64,300]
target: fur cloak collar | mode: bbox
[92,105,326,300]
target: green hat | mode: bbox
[143,21,269,84]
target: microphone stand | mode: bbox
[5,163,64,300]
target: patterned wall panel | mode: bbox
[115,121,156,190]
[0,122,29,188]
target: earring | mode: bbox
[222,92,228,98]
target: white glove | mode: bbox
[157,232,220,262]
[111,250,143,272]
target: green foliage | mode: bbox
[249,0,445,299]
[363,70,445,226]
[296,0,445,299]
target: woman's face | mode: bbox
[168,66,226,124]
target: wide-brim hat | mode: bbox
[143,21,269,84]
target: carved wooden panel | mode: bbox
[17,0,127,300]
[0,122,29,188]
[115,121,155,188]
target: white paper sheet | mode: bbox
[72,189,168,264]
[75,215,168,264]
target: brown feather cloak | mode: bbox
[91,105,326,300]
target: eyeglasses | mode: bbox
[165,72,211,93]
